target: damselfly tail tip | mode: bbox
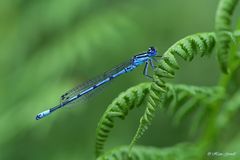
[35,109,51,120]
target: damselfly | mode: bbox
[36,47,160,120]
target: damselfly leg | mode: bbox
[143,58,156,79]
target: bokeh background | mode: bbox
[0,0,239,159]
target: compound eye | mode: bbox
[148,47,155,52]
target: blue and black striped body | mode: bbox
[36,47,158,120]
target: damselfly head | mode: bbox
[147,47,157,57]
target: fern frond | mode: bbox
[97,143,202,160]
[95,83,151,157]
[130,32,216,149]
[164,84,225,136]
[215,0,239,73]
[164,84,225,125]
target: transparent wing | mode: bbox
[60,59,132,104]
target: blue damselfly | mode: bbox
[36,47,159,120]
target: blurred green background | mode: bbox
[0,0,239,159]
